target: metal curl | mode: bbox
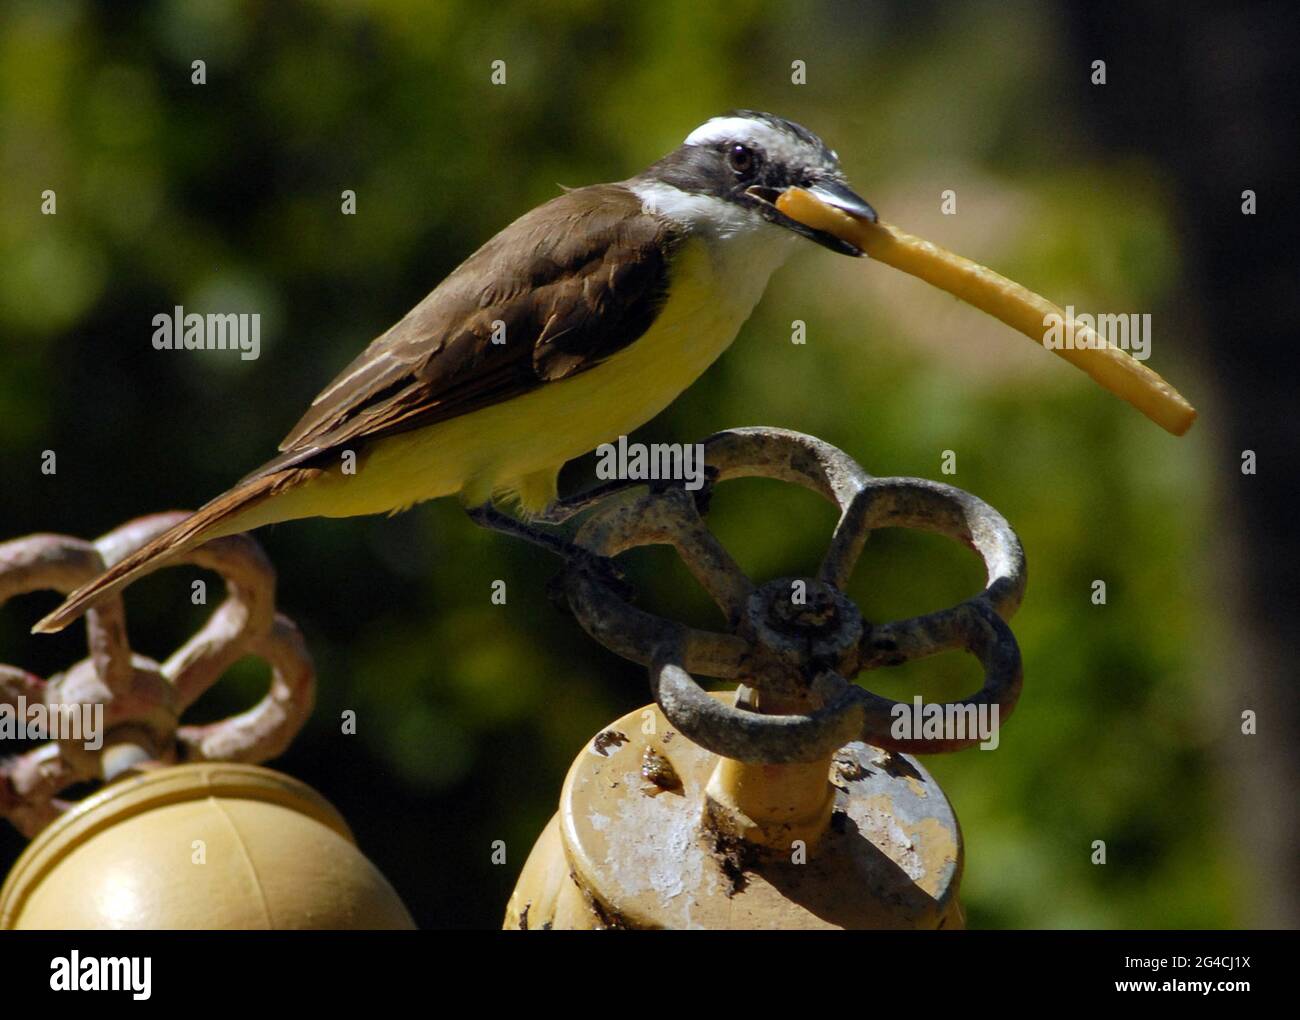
[0,514,314,838]
[176,612,315,763]
[851,599,1023,753]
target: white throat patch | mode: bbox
[630,180,770,240]
[629,179,796,313]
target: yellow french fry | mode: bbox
[776,187,1197,436]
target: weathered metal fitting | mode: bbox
[1,514,315,838]
[561,426,1027,765]
[742,576,864,686]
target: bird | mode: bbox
[34,110,876,634]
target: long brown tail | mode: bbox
[32,468,308,634]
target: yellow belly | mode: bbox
[236,239,770,526]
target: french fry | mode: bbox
[776,187,1197,436]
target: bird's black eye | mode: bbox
[728,143,756,175]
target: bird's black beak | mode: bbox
[745,179,876,256]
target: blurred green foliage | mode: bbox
[0,0,1234,927]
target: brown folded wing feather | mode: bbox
[244,183,680,482]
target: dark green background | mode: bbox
[2,0,1295,928]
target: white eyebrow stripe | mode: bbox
[685,116,785,149]
[683,116,815,172]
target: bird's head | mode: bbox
[635,110,876,256]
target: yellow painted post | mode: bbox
[1,763,415,929]
[507,693,964,930]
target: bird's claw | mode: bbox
[648,464,719,518]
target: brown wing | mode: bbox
[246,184,680,482]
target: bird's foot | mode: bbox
[465,499,636,603]
[533,463,719,526]
[648,464,719,518]
[531,478,646,525]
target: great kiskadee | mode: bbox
[35,110,874,634]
